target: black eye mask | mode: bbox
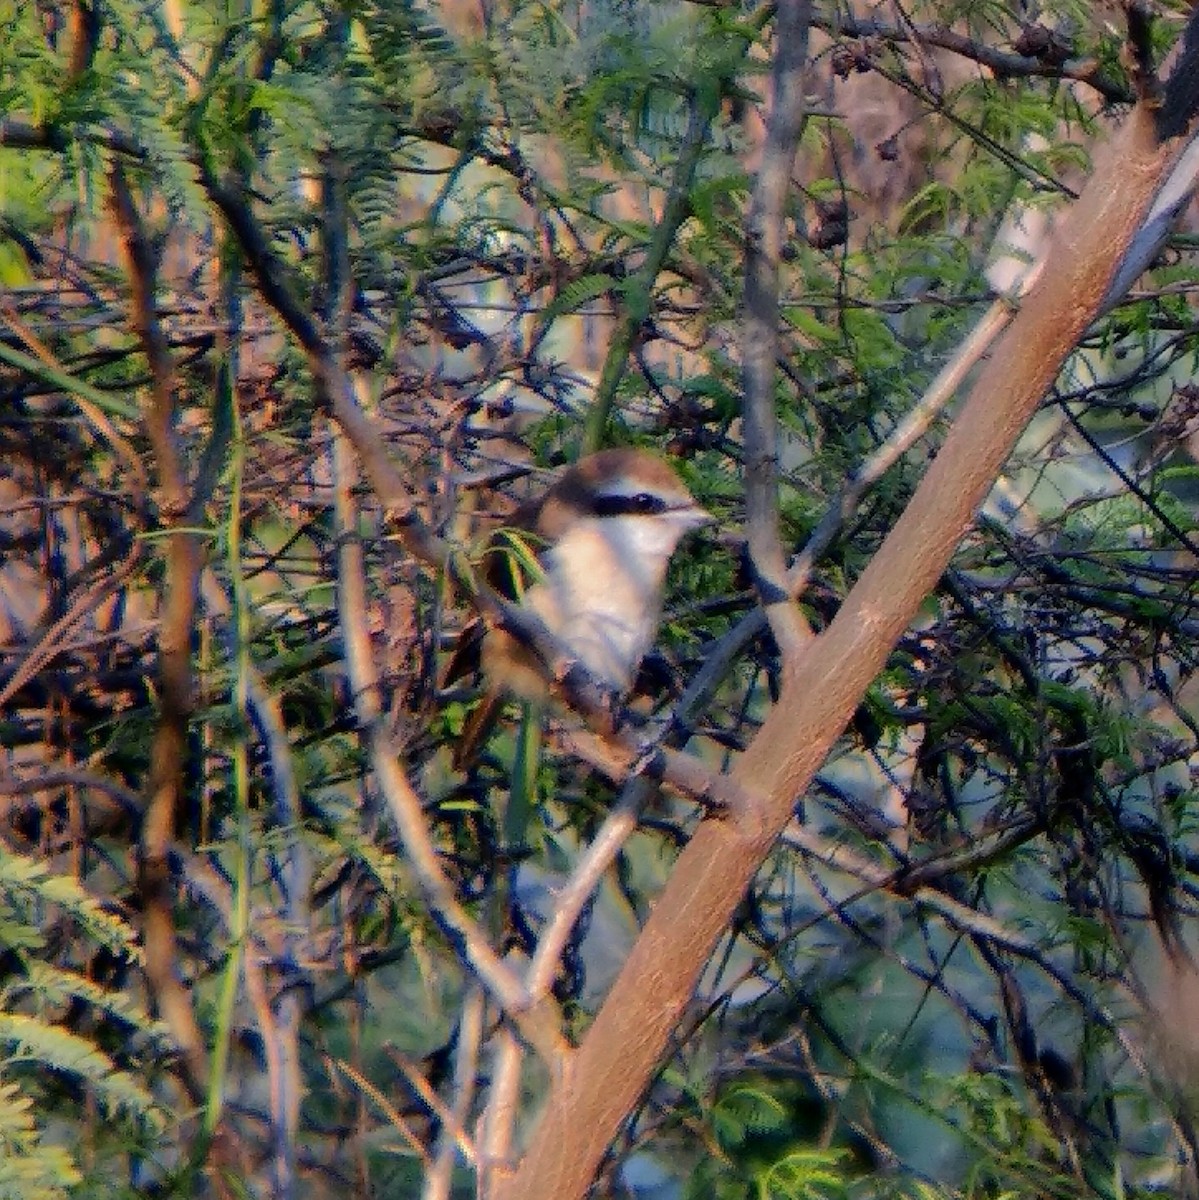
[592,492,669,518]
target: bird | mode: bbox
[445,447,711,771]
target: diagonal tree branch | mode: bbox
[816,11,1133,104]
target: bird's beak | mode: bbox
[676,503,713,529]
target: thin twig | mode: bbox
[525,791,644,1001]
[327,1057,431,1164]
[386,1046,480,1169]
[201,571,312,1191]
[583,90,721,451]
[424,986,484,1200]
[816,11,1133,105]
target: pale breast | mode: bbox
[527,519,668,691]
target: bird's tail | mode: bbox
[452,689,506,771]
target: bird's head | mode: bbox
[536,448,711,562]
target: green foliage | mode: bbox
[0,848,163,1195]
[0,849,140,964]
[0,1014,159,1127]
[762,1151,853,1200]
[538,271,625,326]
[0,1079,82,1200]
[685,1079,856,1200]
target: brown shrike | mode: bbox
[447,447,711,768]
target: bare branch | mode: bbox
[671,293,1024,731]
[0,545,143,711]
[386,1046,481,1170]
[110,164,211,1107]
[740,0,814,667]
[425,987,485,1200]
[0,768,140,815]
[816,11,1134,105]
[788,297,1023,597]
[524,791,644,1001]
[479,1029,523,1190]
[327,1057,432,1165]
[778,820,1045,954]
[201,572,311,1194]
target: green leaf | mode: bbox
[538,273,620,326]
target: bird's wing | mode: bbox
[441,523,546,690]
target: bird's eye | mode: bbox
[594,492,666,517]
